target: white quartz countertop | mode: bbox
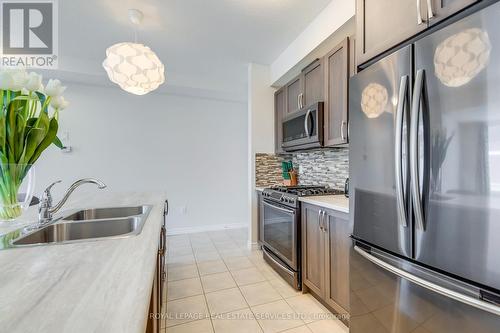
[299,195,349,213]
[0,190,166,333]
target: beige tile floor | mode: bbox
[163,228,348,333]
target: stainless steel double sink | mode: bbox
[8,205,153,248]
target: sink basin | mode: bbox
[2,205,153,248]
[62,206,149,221]
[13,217,144,246]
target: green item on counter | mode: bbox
[281,161,293,180]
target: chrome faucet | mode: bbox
[38,178,107,226]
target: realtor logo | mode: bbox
[0,0,58,68]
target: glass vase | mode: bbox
[0,164,35,221]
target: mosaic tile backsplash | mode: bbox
[255,148,349,190]
[255,153,287,187]
[292,148,349,190]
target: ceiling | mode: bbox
[56,0,333,101]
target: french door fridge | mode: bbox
[349,1,500,332]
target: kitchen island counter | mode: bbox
[0,190,166,333]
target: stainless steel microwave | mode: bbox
[282,102,324,152]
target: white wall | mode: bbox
[271,0,355,85]
[35,82,248,234]
[247,64,275,246]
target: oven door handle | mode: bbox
[263,246,295,277]
[262,200,296,215]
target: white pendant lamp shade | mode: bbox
[103,42,165,95]
[103,9,165,95]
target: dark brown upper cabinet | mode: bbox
[302,59,324,108]
[349,35,357,78]
[324,38,349,147]
[274,44,350,150]
[274,87,286,154]
[357,0,428,65]
[428,0,477,25]
[357,0,479,66]
[286,75,302,115]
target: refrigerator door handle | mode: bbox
[395,75,409,228]
[410,69,426,231]
[354,245,500,316]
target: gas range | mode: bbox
[262,185,344,209]
[260,185,345,289]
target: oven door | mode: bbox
[261,200,299,270]
[282,102,324,151]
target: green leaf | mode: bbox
[53,135,63,149]
[10,95,30,101]
[6,100,21,163]
[28,117,58,165]
[0,117,5,151]
[15,112,26,162]
[20,128,45,164]
[35,91,46,110]
[37,111,50,132]
[25,118,37,129]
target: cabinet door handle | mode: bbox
[340,121,347,141]
[297,94,301,109]
[426,0,434,19]
[417,0,424,24]
[318,210,324,231]
[322,211,328,233]
[301,94,305,109]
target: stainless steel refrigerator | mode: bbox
[349,2,500,332]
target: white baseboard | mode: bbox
[166,223,247,236]
[247,241,260,250]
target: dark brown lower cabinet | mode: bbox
[146,206,167,333]
[324,210,350,313]
[302,203,350,320]
[428,0,478,25]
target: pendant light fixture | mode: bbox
[103,9,165,95]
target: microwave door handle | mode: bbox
[304,109,312,137]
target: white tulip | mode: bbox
[8,68,28,91]
[45,79,66,97]
[50,95,69,110]
[0,71,14,90]
[24,72,43,92]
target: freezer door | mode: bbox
[413,1,500,290]
[350,242,500,333]
[349,45,412,257]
